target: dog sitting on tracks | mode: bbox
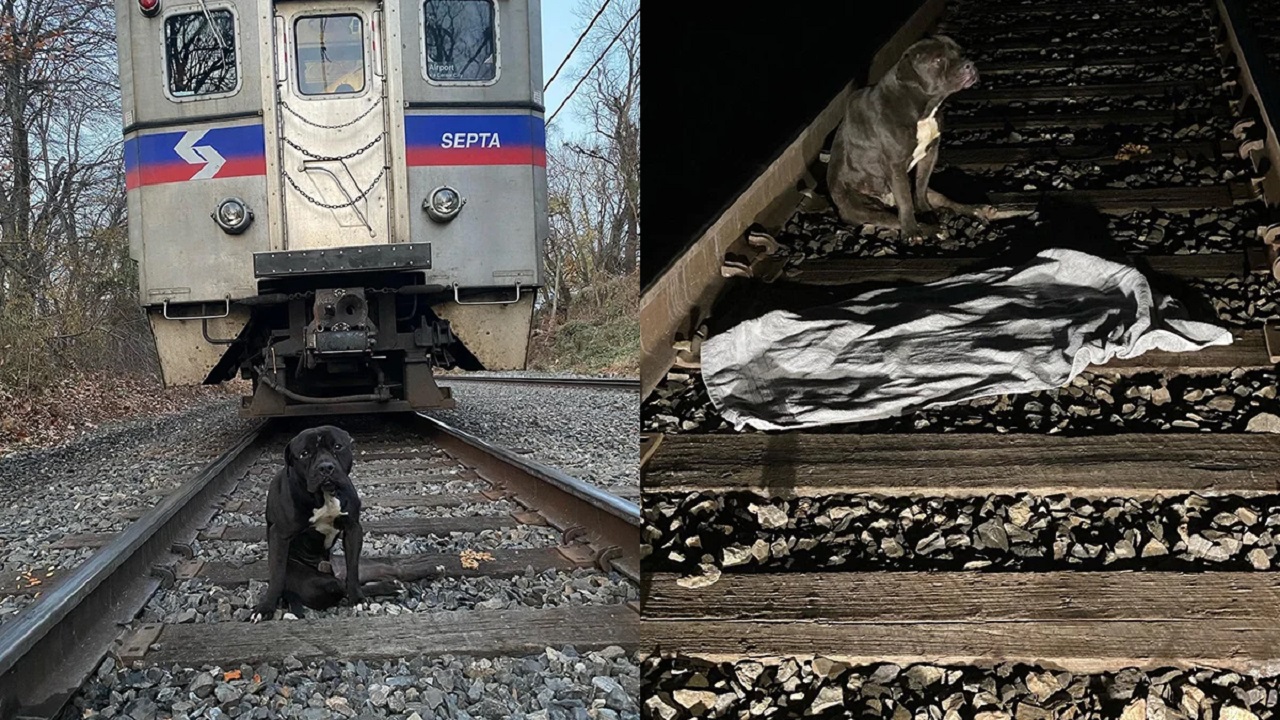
[250,425,396,621]
[827,36,994,242]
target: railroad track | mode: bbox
[641,0,1280,716]
[0,414,639,718]
[440,375,642,392]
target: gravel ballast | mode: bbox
[0,397,258,626]
[966,40,1213,68]
[430,382,637,494]
[194,524,568,568]
[959,154,1252,192]
[644,369,1280,436]
[143,568,636,625]
[644,491,1280,576]
[775,204,1265,260]
[644,655,1275,720]
[943,60,1221,86]
[73,647,640,720]
[947,116,1234,147]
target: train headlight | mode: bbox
[138,0,160,16]
[212,198,254,235]
[423,186,464,223]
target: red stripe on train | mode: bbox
[125,158,267,190]
[406,146,546,167]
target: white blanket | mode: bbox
[702,248,1233,431]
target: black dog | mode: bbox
[251,426,384,621]
[827,36,991,241]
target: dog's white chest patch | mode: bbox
[910,108,941,171]
[310,493,347,548]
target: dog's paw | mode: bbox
[901,223,940,244]
[974,204,999,224]
[250,612,264,623]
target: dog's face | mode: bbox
[901,36,977,98]
[284,426,354,495]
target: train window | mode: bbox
[422,0,498,83]
[164,9,239,98]
[295,15,366,96]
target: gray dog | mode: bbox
[827,36,990,241]
[251,426,397,621]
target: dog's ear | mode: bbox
[284,439,296,471]
[895,42,929,82]
[337,428,354,473]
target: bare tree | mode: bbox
[0,0,139,387]
[557,0,638,276]
[542,0,640,310]
[1,0,118,301]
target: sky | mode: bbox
[540,1,591,139]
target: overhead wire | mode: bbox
[543,0,613,92]
[546,4,639,126]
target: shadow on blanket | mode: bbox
[709,197,1218,337]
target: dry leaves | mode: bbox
[17,568,44,588]
[0,373,244,457]
[1114,143,1151,161]
[223,669,241,681]
[460,549,495,570]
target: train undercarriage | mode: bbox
[217,285,463,417]
[152,247,535,418]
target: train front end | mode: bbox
[117,0,546,416]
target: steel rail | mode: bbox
[1218,0,1280,209]
[0,422,269,720]
[438,375,640,391]
[410,413,640,583]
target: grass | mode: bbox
[528,271,639,376]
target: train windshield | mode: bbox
[423,0,496,82]
[165,9,238,97]
[295,15,366,95]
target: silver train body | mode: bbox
[115,0,546,415]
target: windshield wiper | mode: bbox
[196,0,227,52]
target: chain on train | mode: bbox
[282,133,384,162]
[280,98,383,129]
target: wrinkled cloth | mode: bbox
[702,248,1232,431]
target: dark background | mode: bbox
[640,4,926,290]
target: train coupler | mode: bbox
[304,287,376,368]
